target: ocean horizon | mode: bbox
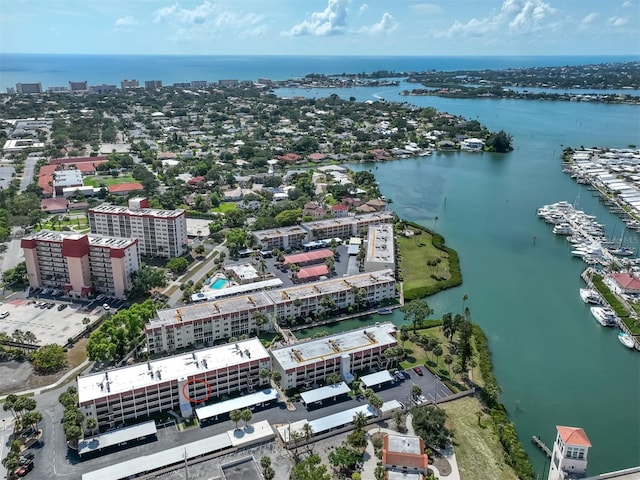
[1,53,638,91]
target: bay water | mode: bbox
[284,86,640,475]
[2,53,639,476]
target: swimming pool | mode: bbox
[210,278,228,289]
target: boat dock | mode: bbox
[531,436,552,458]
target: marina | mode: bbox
[538,201,640,350]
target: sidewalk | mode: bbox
[0,358,93,401]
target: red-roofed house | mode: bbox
[332,204,349,218]
[38,164,58,197]
[607,272,640,294]
[40,197,69,214]
[277,153,302,163]
[108,182,144,195]
[382,433,429,477]
[50,155,108,166]
[302,201,326,220]
[549,425,591,480]
[188,176,206,188]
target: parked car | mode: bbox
[412,366,424,376]
[103,304,110,310]
[394,371,408,380]
[15,458,34,476]
[57,304,67,311]
[0,311,9,319]
[45,302,55,309]
[19,452,34,466]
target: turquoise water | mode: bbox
[210,278,228,290]
[290,88,640,475]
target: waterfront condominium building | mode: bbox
[88,197,188,258]
[270,322,398,390]
[252,211,395,250]
[21,230,140,299]
[364,224,396,272]
[77,338,271,429]
[145,269,397,354]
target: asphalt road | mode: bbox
[20,157,38,192]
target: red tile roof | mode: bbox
[40,197,68,213]
[332,204,348,211]
[557,426,591,447]
[284,249,333,265]
[38,164,58,196]
[296,265,329,279]
[50,155,107,165]
[108,182,144,194]
[610,272,640,291]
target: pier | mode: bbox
[531,436,552,458]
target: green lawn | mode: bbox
[37,216,88,232]
[83,175,137,187]
[397,230,451,294]
[211,202,237,213]
[441,397,519,480]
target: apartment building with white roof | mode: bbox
[77,338,271,429]
[145,269,397,354]
[270,322,398,390]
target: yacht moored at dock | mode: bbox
[590,306,619,327]
[579,288,601,305]
[618,332,635,349]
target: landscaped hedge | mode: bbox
[403,221,463,300]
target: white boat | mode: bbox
[590,307,619,327]
[580,288,601,305]
[618,332,635,349]
[610,247,635,257]
[552,223,573,235]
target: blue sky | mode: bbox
[1,0,639,56]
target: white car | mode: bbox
[0,312,9,319]
[103,304,110,310]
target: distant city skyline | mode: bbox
[1,0,639,56]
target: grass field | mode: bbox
[441,397,518,480]
[211,202,237,213]
[37,216,88,232]
[83,175,137,187]
[397,230,451,294]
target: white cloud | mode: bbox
[359,4,368,14]
[151,1,265,41]
[608,15,628,26]
[286,0,348,36]
[622,1,633,7]
[580,13,598,26]
[435,0,558,39]
[115,16,139,27]
[360,12,397,34]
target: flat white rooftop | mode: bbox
[386,433,422,455]
[191,278,283,302]
[300,382,351,405]
[78,421,157,456]
[360,370,395,388]
[195,388,279,421]
[366,224,395,265]
[89,203,184,219]
[277,404,375,442]
[271,322,397,370]
[78,338,269,403]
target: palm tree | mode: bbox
[444,354,454,377]
[433,344,443,368]
[229,409,242,430]
[240,408,252,428]
[393,410,406,432]
[302,422,314,447]
[352,411,367,430]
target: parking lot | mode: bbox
[0,295,106,346]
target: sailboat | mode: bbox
[610,227,635,256]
